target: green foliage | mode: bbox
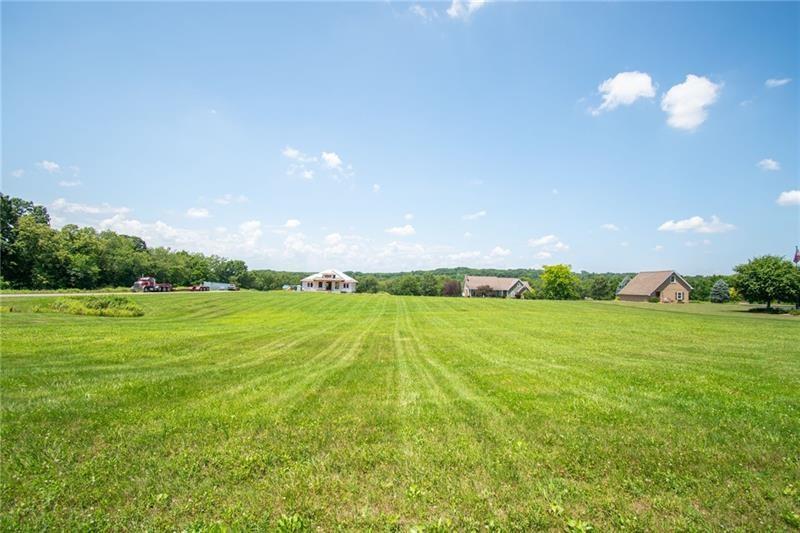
[709,279,730,303]
[392,275,421,296]
[419,273,439,296]
[356,275,380,293]
[733,255,800,309]
[540,264,580,300]
[45,296,144,317]
[0,194,247,290]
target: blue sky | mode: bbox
[2,1,798,274]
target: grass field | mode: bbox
[1,292,799,531]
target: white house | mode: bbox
[300,269,358,293]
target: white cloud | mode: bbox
[657,215,735,233]
[661,75,722,131]
[214,193,249,205]
[528,234,558,247]
[324,232,342,246]
[284,219,301,228]
[600,223,619,231]
[529,234,569,255]
[410,4,436,21]
[462,209,486,220]
[69,165,80,177]
[489,245,511,257]
[448,250,481,261]
[10,169,24,178]
[777,190,800,206]
[757,158,781,171]
[372,184,381,193]
[186,207,210,219]
[302,169,314,180]
[446,0,486,20]
[404,213,414,220]
[765,78,791,88]
[321,151,342,169]
[37,160,61,173]
[385,224,416,236]
[463,231,472,239]
[653,245,664,252]
[685,239,711,247]
[51,198,130,215]
[282,146,315,162]
[592,71,656,115]
[58,180,82,187]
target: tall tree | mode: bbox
[732,255,800,309]
[540,264,580,300]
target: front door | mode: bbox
[326,282,332,291]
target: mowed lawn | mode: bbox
[1,292,798,531]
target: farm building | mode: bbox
[462,276,531,298]
[300,269,358,293]
[617,270,692,303]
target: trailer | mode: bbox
[202,281,239,291]
[131,277,173,292]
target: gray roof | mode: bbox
[464,276,524,291]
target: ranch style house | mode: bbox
[617,270,692,303]
[462,275,531,298]
[300,269,358,293]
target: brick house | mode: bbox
[617,270,692,303]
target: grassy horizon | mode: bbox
[1,292,798,530]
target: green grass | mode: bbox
[1,292,798,530]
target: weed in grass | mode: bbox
[42,295,144,317]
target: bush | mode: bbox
[47,296,144,317]
[710,279,730,303]
[441,279,461,297]
[648,296,660,303]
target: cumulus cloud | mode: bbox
[284,219,301,228]
[446,0,486,20]
[529,234,569,255]
[528,234,558,247]
[657,215,735,233]
[757,158,781,171]
[186,207,210,219]
[51,198,130,215]
[592,71,656,115]
[321,151,342,169]
[58,180,82,187]
[37,160,61,173]
[600,223,619,231]
[462,209,486,220]
[489,246,511,257]
[404,213,414,220]
[214,193,249,205]
[324,232,342,246]
[661,75,722,130]
[765,78,791,88]
[777,190,800,206]
[385,224,416,236]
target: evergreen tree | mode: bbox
[709,279,730,303]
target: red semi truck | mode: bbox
[131,277,173,292]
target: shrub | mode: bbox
[441,279,461,297]
[47,296,144,317]
[648,296,660,303]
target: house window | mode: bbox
[671,275,676,283]
[676,291,684,301]
[343,283,348,289]
[655,291,660,297]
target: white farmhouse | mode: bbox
[300,269,358,293]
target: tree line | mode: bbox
[2,193,797,308]
[1,194,247,289]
